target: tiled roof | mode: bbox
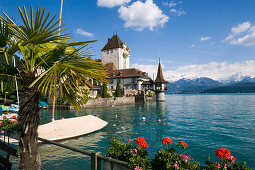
[105,63,117,72]
[155,62,167,83]
[101,35,123,51]
[142,81,153,85]
[105,63,148,78]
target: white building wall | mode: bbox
[126,56,130,69]
[137,80,142,90]
[101,48,120,69]
[101,41,130,70]
[118,48,123,69]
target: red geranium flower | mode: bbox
[230,156,236,162]
[162,137,172,145]
[216,148,231,159]
[3,116,7,119]
[11,116,17,119]
[179,141,188,148]
[135,137,148,148]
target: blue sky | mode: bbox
[1,0,255,81]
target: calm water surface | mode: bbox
[17,94,255,169]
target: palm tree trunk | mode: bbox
[18,87,41,170]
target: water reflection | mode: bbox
[40,132,106,169]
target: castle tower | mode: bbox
[154,59,167,102]
[101,34,130,70]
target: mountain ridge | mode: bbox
[166,76,255,94]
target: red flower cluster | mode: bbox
[230,156,236,162]
[135,137,148,148]
[3,116,7,119]
[11,116,17,119]
[216,148,231,159]
[162,137,172,145]
[179,141,188,148]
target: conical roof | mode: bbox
[155,61,166,83]
[101,35,123,51]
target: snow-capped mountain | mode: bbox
[166,73,255,93]
[164,73,198,82]
[165,72,255,84]
[167,77,222,93]
[219,72,255,84]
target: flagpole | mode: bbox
[13,56,20,107]
[52,0,63,122]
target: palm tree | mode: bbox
[0,6,108,169]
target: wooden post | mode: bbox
[97,152,101,170]
[91,152,97,170]
[111,162,114,170]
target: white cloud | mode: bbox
[163,60,255,82]
[231,22,250,35]
[132,63,160,78]
[170,9,177,13]
[97,0,131,8]
[75,28,93,37]
[170,8,186,16]
[190,44,195,48]
[118,0,169,31]
[176,8,186,16]
[163,1,186,16]
[163,1,177,7]
[230,32,255,46]
[224,21,255,46]
[200,36,211,41]
[133,60,255,82]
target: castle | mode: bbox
[102,35,130,70]
[101,34,151,91]
[101,34,167,101]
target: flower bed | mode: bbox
[106,137,251,170]
[0,116,19,133]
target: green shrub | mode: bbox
[106,93,111,98]
[102,83,107,98]
[116,81,121,97]
[106,137,132,162]
[147,90,152,97]
[106,137,151,169]
[0,118,19,132]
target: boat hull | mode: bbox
[38,115,108,141]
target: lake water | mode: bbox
[15,94,255,169]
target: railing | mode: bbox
[38,137,129,170]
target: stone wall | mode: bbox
[101,48,120,69]
[80,96,135,108]
[156,91,165,102]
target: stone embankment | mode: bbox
[80,96,135,109]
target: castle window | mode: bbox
[107,50,109,54]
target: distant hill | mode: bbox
[166,77,222,94]
[165,75,255,94]
[201,82,255,93]
[240,77,255,83]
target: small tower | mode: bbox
[101,34,130,70]
[154,59,167,102]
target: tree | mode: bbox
[0,6,108,169]
[116,80,121,97]
[102,83,108,98]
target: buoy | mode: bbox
[142,117,146,121]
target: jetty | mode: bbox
[38,115,108,141]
